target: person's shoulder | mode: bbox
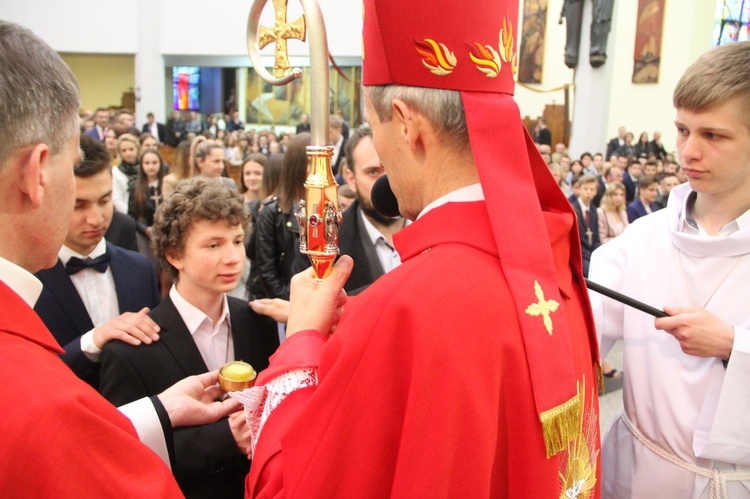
[109,242,151,267]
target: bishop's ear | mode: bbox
[390,99,423,152]
[18,143,50,209]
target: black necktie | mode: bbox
[65,253,111,275]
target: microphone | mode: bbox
[371,175,401,218]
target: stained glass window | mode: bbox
[713,0,749,46]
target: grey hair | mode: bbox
[366,85,468,148]
[0,21,80,165]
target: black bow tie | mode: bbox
[65,253,112,275]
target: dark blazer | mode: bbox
[626,198,661,223]
[141,122,169,144]
[99,294,279,499]
[34,242,159,387]
[592,175,606,208]
[84,126,106,141]
[338,200,386,294]
[622,172,638,204]
[105,210,139,252]
[605,137,624,159]
[570,199,600,278]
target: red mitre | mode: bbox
[363,0,599,457]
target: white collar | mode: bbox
[59,238,107,265]
[418,183,485,219]
[0,255,43,307]
[169,285,231,335]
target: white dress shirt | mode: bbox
[360,209,403,273]
[418,183,485,219]
[169,285,234,371]
[59,239,120,360]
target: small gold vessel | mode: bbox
[219,361,257,393]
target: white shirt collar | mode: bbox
[360,208,386,246]
[59,238,107,264]
[0,255,44,307]
[418,183,484,220]
[169,285,231,335]
[678,187,750,236]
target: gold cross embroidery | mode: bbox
[259,0,307,77]
[525,281,559,335]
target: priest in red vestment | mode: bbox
[234,1,602,496]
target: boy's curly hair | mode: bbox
[151,177,249,281]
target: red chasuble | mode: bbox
[0,281,182,497]
[247,201,601,497]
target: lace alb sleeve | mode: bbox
[230,367,318,457]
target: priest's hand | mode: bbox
[229,410,251,456]
[655,307,734,359]
[93,307,160,349]
[158,370,241,427]
[250,298,290,323]
[286,256,353,339]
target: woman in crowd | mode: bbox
[112,134,140,214]
[229,134,251,167]
[161,140,192,198]
[252,133,310,299]
[634,132,650,159]
[565,159,584,187]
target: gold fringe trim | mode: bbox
[540,389,581,458]
[596,361,605,395]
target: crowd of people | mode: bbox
[2,9,750,498]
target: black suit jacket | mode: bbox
[535,127,551,146]
[142,122,169,144]
[338,201,386,294]
[99,294,279,499]
[570,199,601,278]
[105,210,139,252]
[333,136,347,175]
[34,242,159,386]
[622,172,638,204]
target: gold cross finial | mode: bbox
[258,0,307,77]
[525,281,559,335]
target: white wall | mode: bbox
[2,0,718,145]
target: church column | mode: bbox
[135,0,167,127]
[568,0,622,158]
[236,69,248,127]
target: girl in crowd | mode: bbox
[565,159,584,187]
[251,133,310,299]
[129,148,165,238]
[597,181,629,244]
[240,153,266,209]
[112,134,140,214]
[161,140,192,198]
[104,129,118,166]
[549,163,572,198]
[194,138,237,190]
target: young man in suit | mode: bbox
[626,174,661,222]
[34,134,161,388]
[141,111,169,145]
[570,174,601,277]
[83,107,110,141]
[100,178,280,498]
[340,127,408,293]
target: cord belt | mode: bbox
[621,411,750,499]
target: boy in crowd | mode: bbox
[626,175,661,223]
[571,174,601,276]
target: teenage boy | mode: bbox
[99,178,279,498]
[591,41,750,497]
[570,174,601,276]
[626,175,661,223]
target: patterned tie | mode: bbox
[65,253,112,275]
